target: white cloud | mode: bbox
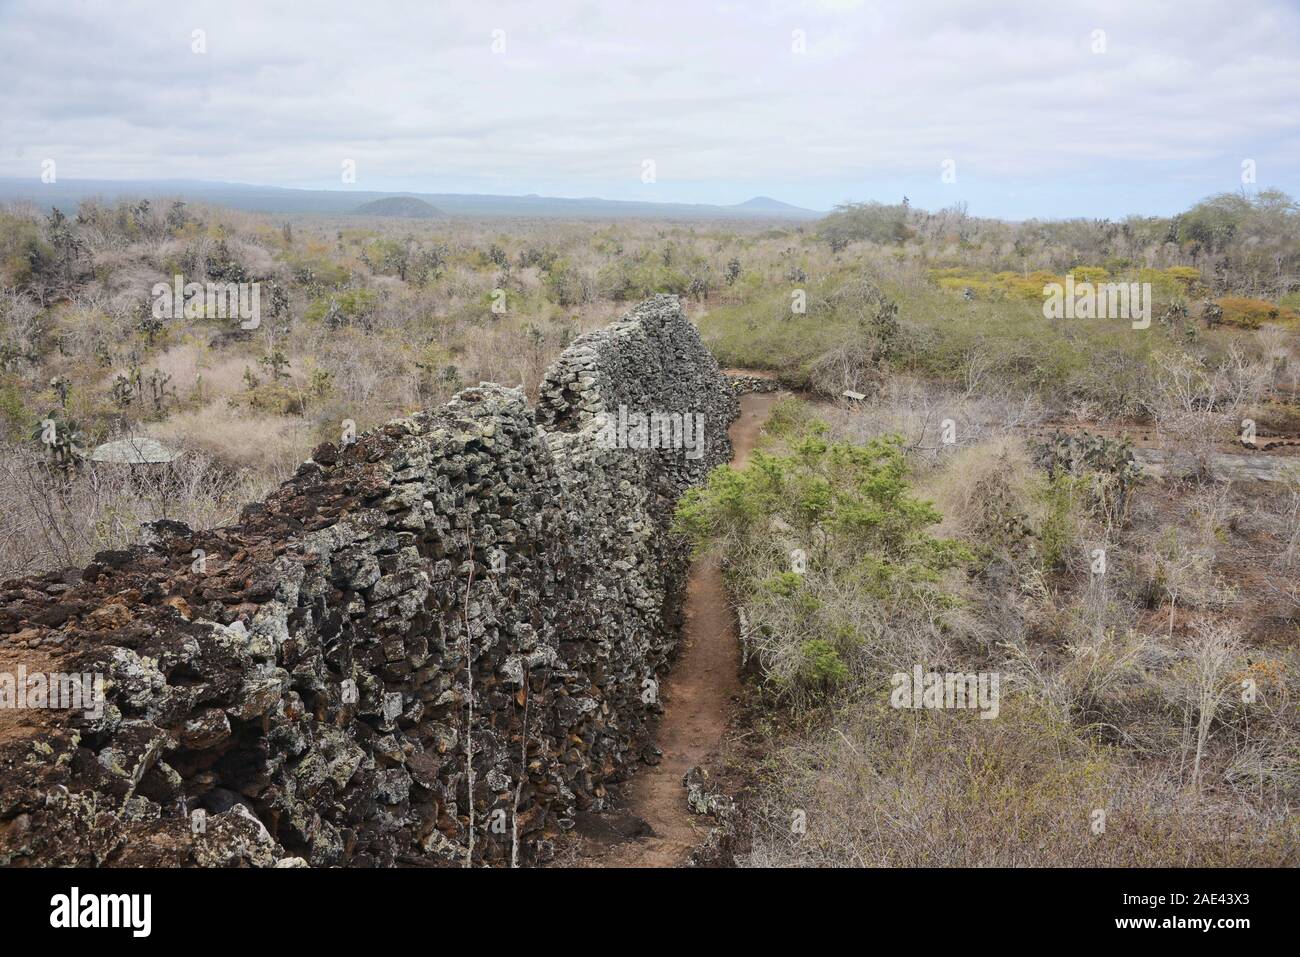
[0,0,1297,214]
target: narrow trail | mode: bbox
[582,390,782,867]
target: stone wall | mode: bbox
[0,295,738,867]
[725,373,784,395]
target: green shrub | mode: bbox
[676,420,968,705]
[797,639,849,691]
[304,289,377,326]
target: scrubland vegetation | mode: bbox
[0,199,668,576]
[683,398,1298,865]
[2,187,1297,867]
[701,191,1300,419]
[674,190,1299,865]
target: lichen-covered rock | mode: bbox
[0,295,737,867]
[683,766,737,867]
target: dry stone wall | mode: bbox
[0,295,737,867]
[725,373,784,395]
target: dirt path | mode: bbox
[584,391,782,867]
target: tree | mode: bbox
[818,201,913,247]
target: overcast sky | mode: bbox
[1,0,1297,218]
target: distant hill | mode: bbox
[0,178,823,221]
[732,196,810,213]
[352,196,443,218]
